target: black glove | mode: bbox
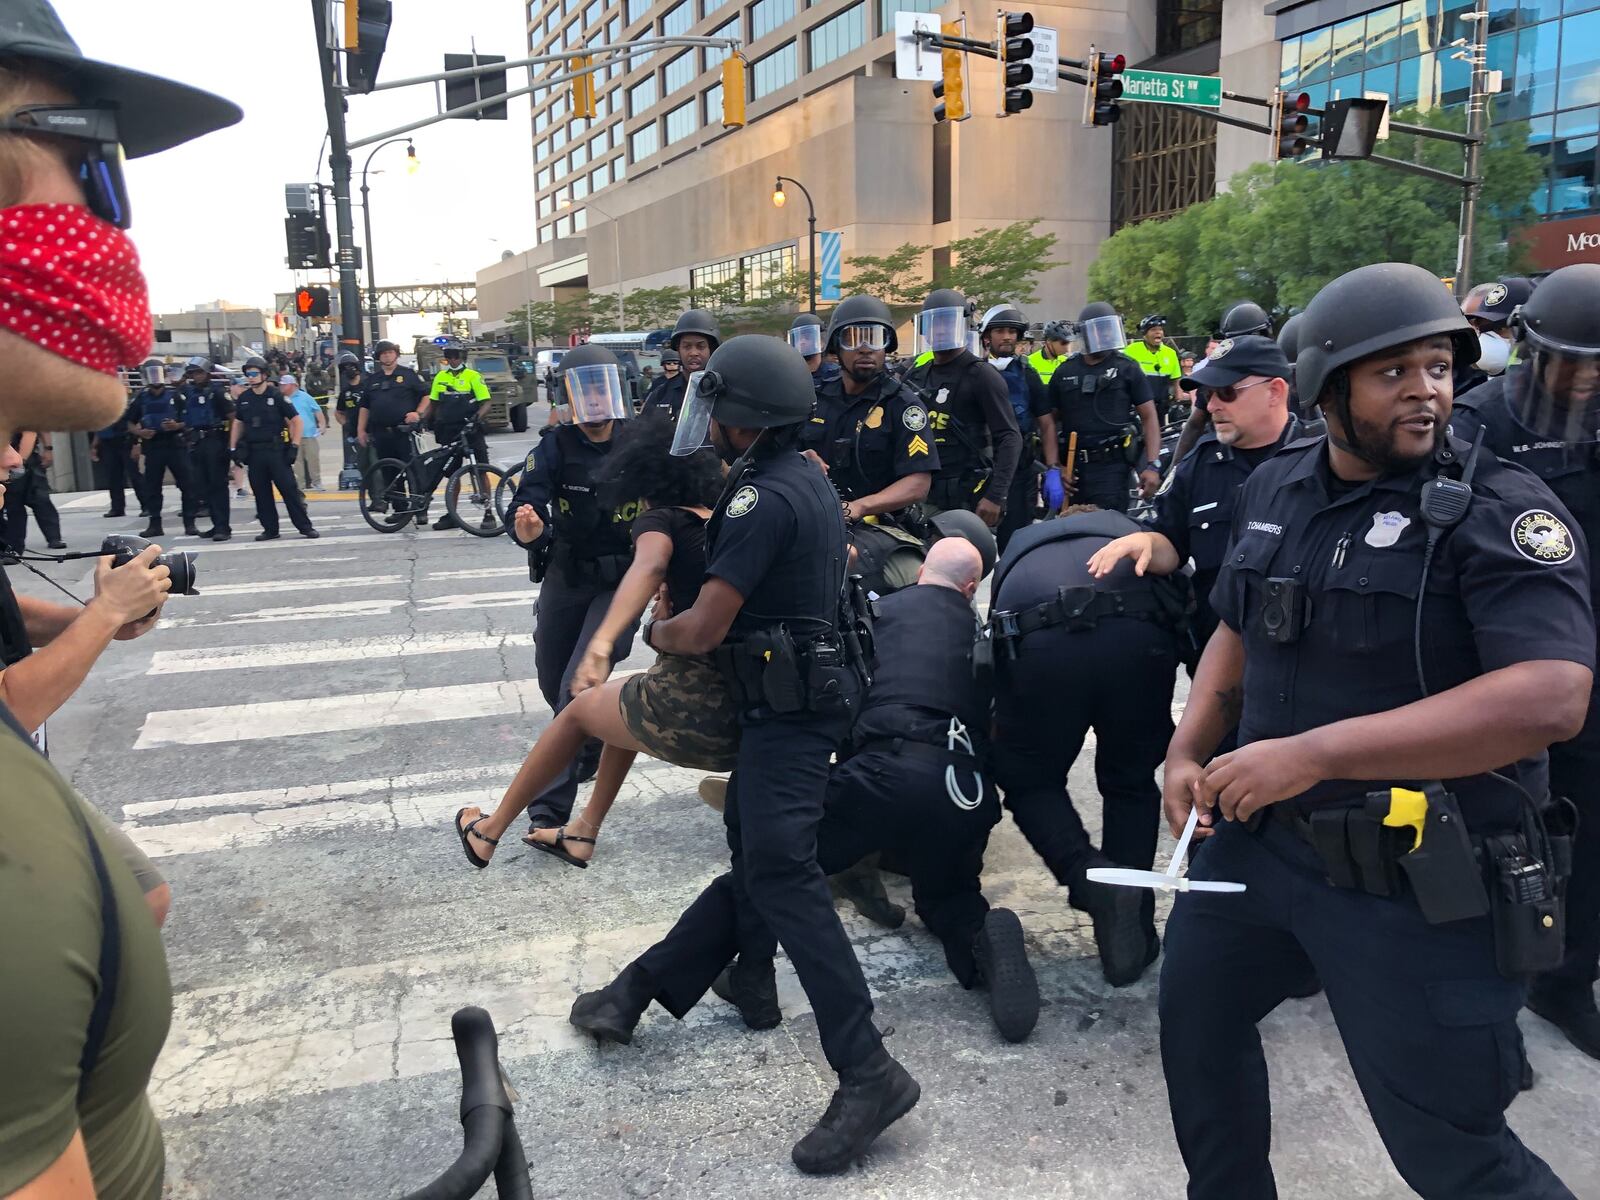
[286,444,299,465]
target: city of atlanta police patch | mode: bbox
[726,485,759,518]
[1512,509,1574,563]
[902,404,928,431]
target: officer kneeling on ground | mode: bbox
[1159,262,1589,1199]
[568,336,918,1177]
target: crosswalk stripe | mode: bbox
[133,677,548,749]
[159,587,533,628]
[175,530,473,555]
[197,574,405,596]
[146,632,536,674]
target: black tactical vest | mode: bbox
[552,424,633,559]
[854,583,987,744]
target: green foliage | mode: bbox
[1087,106,1542,335]
[937,218,1062,307]
[844,242,931,307]
[621,285,690,330]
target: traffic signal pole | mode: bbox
[311,0,366,356]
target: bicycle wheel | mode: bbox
[493,460,525,524]
[446,463,507,537]
[360,458,421,533]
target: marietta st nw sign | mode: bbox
[1120,69,1222,109]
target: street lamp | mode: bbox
[772,175,817,314]
[359,138,416,345]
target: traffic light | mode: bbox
[998,12,1035,116]
[295,287,331,319]
[1271,89,1311,160]
[570,56,596,120]
[284,211,330,270]
[345,0,392,94]
[721,55,747,128]
[933,21,967,123]
[1083,46,1125,127]
[1320,96,1387,159]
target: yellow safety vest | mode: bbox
[1028,348,1063,385]
[1124,340,1182,381]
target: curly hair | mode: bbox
[597,408,725,510]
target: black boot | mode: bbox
[791,1046,920,1175]
[139,523,162,538]
[431,513,459,531]
[569,962,656,1045]
[829,855,905,929]
[1072,856,1159,987]
[1527,978,1600,1060]
[973,908,1039,1043]
[711,957,782,1031]
[183,522,200,537]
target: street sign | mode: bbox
[1026,25,1057,93]
[1120,68,1222,109]
[894,11,943,82]
[819,231,842,302]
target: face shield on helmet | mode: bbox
[1081,314,1127,354]
[140,360,165,387]
[671,370,717,456]
[915,306,968,355]
[562,362,630,424]
[1508,338,1600,443]
[787,324,824,358]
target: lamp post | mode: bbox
[772,175,817,314]
[567,199,626,330]
[359,138,417,344]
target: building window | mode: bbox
[535,108,550,133]
[630,122,660,160]
[538,195,555,217]
[584,0,602,26]
[613,153,627,180]
[629,75,659,114]
[1112,103,1217,230]
[572,175,589,199]
[571,138,589,168]
[592,162,610,190]
[552,124,568,151]
[564,19,580,45]
[751,42,796,98]
[879,0,937,36]
[690,255,740,302]
[552,92,569,119]
[1155,0,1221,57]
[626,0,649,25]
[744,245,796,299]
[705,17,740,69]
[704,81,724,125]
[661,0,695,37]
[545,7,561,34]
[750,0,794,41]
[664,51,696,95]
[537,166,552,189]
[666,98,698,144]
[574,208,588,231]
[556,215,572,237]
[809,2,865,70]
[539,223,552,244]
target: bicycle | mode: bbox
[493,458,525,526]
[359,420,507,537]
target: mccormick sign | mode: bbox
[1517,215,1600,271]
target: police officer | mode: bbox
[1160,262,1590,1198]
[331,350,367,483]
[789,311,842,391]
[979,304,1051,550]
[905,288,1021,530]
[1171,301,1282,465]
[508,342,637,830]
[988,504,1188,985]
[806,294,940,595]
[357,339,429,521]
[178,356,233,541]
[419,341,491,530]
[1449,263,1600,1062]
[641,309,719,418]
[90,405,136,518]
[1092,335,1307,667]
[229,356,319,541]
[1043,302,1162,513]
[1028,320,1072,387]
[1456,275,1534,397]
[1216,299,1272,339]
[568,336,917,1176]
[1124,314,1183,418]
[2,431,64,551]
[130,356,198,538]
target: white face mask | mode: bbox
[1477,330,1511,376]
[989,356,1013,370]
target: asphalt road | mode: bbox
[15,424,1600,1199]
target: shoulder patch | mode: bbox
[726,485,759,518]
[1154,469,1175,497]
[902,404,928,431]
[1511,509,1575,564]
[524,450,538,472]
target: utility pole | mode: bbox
[1455,0,1490,299]
[311,0,366,354]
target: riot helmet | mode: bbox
[1506,263,1600,442]
[659,348,682,367]
[980,305,1028,336]
[185,355,212,375]
[1275,313,1305,365]
[558,342,631,425]
[930,507,997,579]
[1078,301,1126,354]
[669,308,721,358]
[336,350,361,369]
[1218,301,1272,339]
[139,356,165,387]
[826,295,898,355]
[916,288,970,355]
[373,339,401,359]
[671,335,813,456]
[241,356,268,382]
[163,363,185,385]
[788,311,825,359]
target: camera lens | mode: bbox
[166,551,198,595]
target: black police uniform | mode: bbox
[640,369,687,418]
[3,433,63,552]
[335,374,367,474]
[991,355,1051,552]
[1150,413,1311,664]
[1162,435,1590,1200]
[234,385,315,538]
[811,359,842,393]
[1452,373,1600,1008]
[93,413,135,517]
[179,377,234,538]
[1047,350,1155,512]
[905,349,1022,517]
[508,424,638,825]
[990,512,1184,914]
[132,385,198,534]
[359,363,429,482]
[623,447,879,1074]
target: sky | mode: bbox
[56,0,537,317]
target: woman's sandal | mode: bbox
[524,825,596,870]
[454,808,499,869]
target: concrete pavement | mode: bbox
[15,426,1600,1199]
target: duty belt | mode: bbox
[855,734,980,766]
[713,629,852,716]
[1076,436,1129,465]
[990,585,1164,653]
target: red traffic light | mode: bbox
[1293,91,1310,111]
[1108,53,1126,73]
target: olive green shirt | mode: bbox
[0,725,171,1199]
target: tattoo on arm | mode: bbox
[1215,686,1243,728]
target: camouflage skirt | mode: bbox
[620,651,741,772]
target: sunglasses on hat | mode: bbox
[0,104,130,228]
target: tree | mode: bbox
[623,285,689,330]
[843,242,930,307]
[1087,106,1542,335]
[503,300,558,344]
[939,218,1062,308]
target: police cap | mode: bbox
[1294,263,1477,410]
[1463,276,1535,328]
[1218,301,1272,338]
[670,308,721,351]
[825,294,899,354]
[930,507,997,579]
[698,335,813,429]
[1181,335,1291,390]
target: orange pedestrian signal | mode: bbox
[295,286,331,318]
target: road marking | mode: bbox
[195,574,405,596]
[134,677,549,749]
[159,587,533,628]
[147,632,535,674]
[171,530,476,554]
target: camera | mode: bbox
[103,534,199,596]
[1257,577,1306,645]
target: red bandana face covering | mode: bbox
[0,203,152,374]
